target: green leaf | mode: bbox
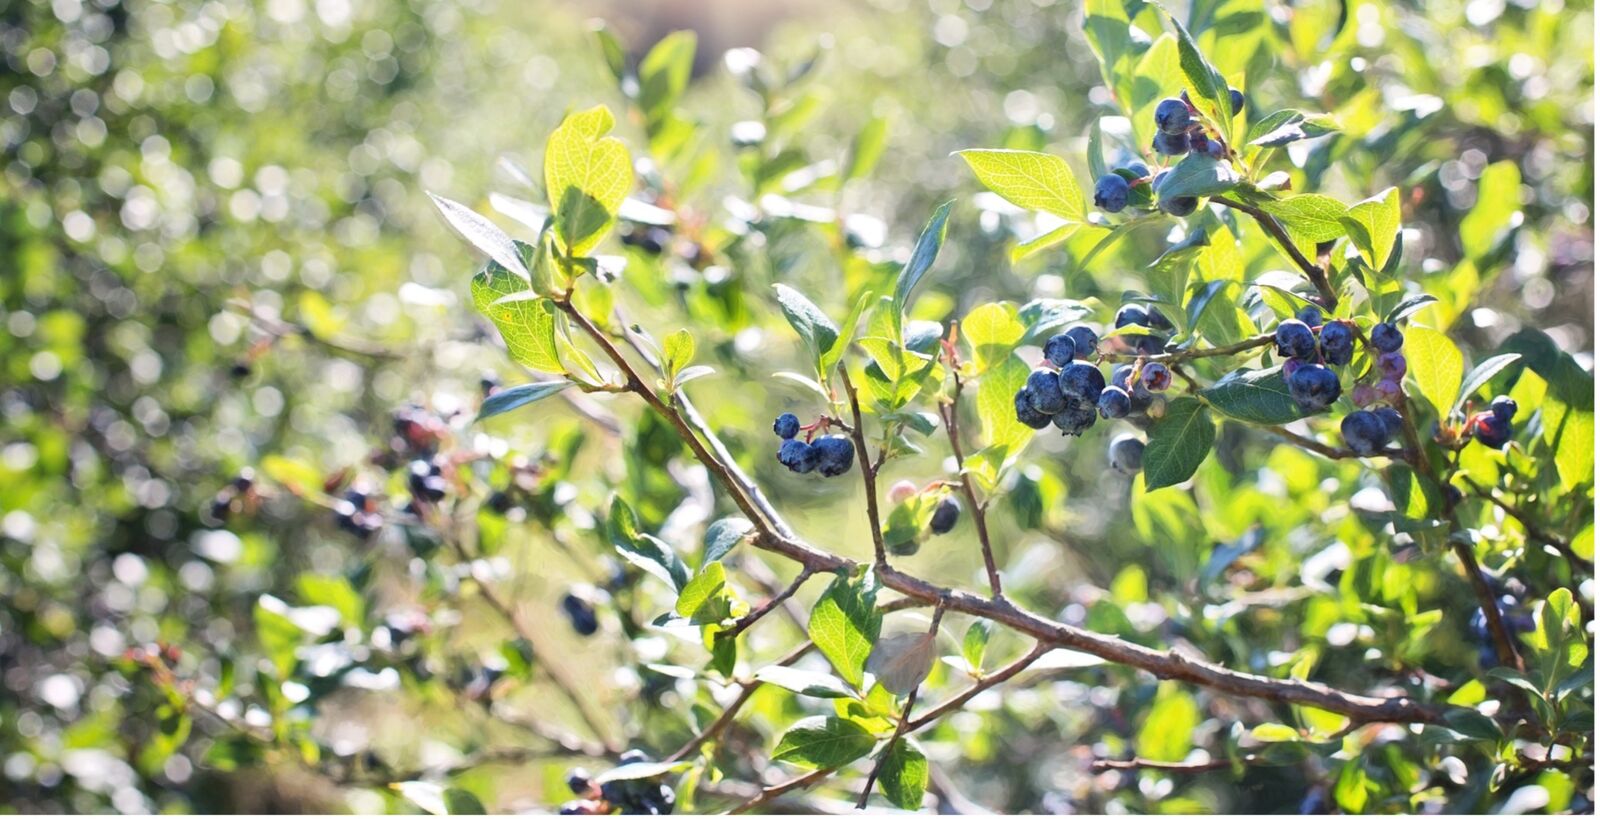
[1259,194,1348,245]
[1404,326,1463,420]
[702,517,754,565]
[808,570,883,689]
[662,329,695,380]
[771,716,876,769]
[477,380,572,422]
[444,789,486,815]
[955,150,1084,222]
[1135,683,1200,762]
[637,31,696,122]
[1340,188,1400,271]
[675,562,732,624]
[1460,160,1521,260]
[473,254,563,373]
[774,284,840,362]
[1087,119,1108,180]
[1250,723,1302,743]
[844,116,891,183]
[823,291,874,373]
[1164,8,1234,142]
[1199,366,1306,424]
[294,574,365,628]
[891,201,956,320]
[1385,293,1438,324]
[544,105,633,256]
[1545,405,1594,491]
[1152,153,1240,203]
[752,666,857,699]
[962,302,1025,373]
[1143,397,1215,490]
[1453,354,1521,415]
[878,739,928,810]
[961,621,991,671]
[428,193,532,282]
[1246,110,1339,147]
[609,497,690,591]
[1333,762,1370,813]
[976,354,1033,456]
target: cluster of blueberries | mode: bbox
[1153,89,1243,157]
[207,470,257,522]
[1012,308,1177,474]
[1467,396,1519,449]
[1275,305,1354,415]
[333,486,385,538]
[562,753,676,815]
[772,413,855,477]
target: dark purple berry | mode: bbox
[1051,402,1097,436]
[1114,304,1149,329]
[1490,396,1518,423]
[561,593,599,636]
[812,436,855,477]
[1058,363,1107,403]
[1287,363,1342,414]
[1370,322,1403,352]
[1341,410,1389,456]
[1094,174,1131,212]
[1141,362,1172,392]
[1374,407,1404,440]
[929,496,961,535]
[1275,320,1318,360]
[1296,305,1323,327]
[1376,351,1407,380]
[1108,434,1145,474]
[1014,390,1052,430]
[777,439,818,473]
[1063,325,1099,360]
[1155,98,1192,135]
[1159,196,1199,216]
[1469,412,1513,449]
[1319,320,1356,366]
[1152,130,1190,156]
[1228,87,1245,114]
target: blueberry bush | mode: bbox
[2,0,1595,814]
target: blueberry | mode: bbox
[1043,333,1077,368]
[1114,304,1150,329]
[1144,307,1174,333]
[773,413,800,440]
[812,436,856,477]
[1152,130,1190,156]
[1370,322,1403,352]
[1098,386,1132,419]
[1014,390,1053,430]
[1296,305,1324,327]
[1159,196,1199,216]
[1133,333,1167,356]
[1228,87,1245,114]
[1154,97,1192,135]
[777,438,818,473]
[562,593,599,636]
[1490,395,1518,423]
[1374,378,1403,405]
[1470,412,1513,449]
[1025,368,1069,414]
[1063,325,1100,360]
[1341,410,1389,456]
[1140,363,1172,392]
[1374,407,1404,440]
[1319,320,1356,366]
[1351,383,1378,407]
[1371,351,1405,380]
[408,459,447,502]
[1125,161,1150,178]
[1190,131,1224,158]
[1110,365,1153,412]
[929,496,961,535]
[1286,363,1342,413]
[1058,363,1107,403]
[1110,364,1134,389]
[1094,173,1131,213]
[1051,402,1097,436]
[1108,434,1145,474]
[1274,319,1318,360]
[567,768,597,796]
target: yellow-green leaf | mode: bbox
[956,150,1084,223]
[1403,326,1463,420]
[544,105,633,256]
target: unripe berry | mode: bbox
[1376,351,1407,380]
[1140,362,1172,392]
[887,480,918,505]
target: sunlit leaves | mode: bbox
[1143,397,1215,490]
[891,201,955,321]
[1341,188,1401,271]
[1152,153,1239,204]
[866,629,937,696]
[1403,326,1463,420]
[753,666,857,699]
[609,496,690,591]
[774,284,840,366]
[975,354,1032,457]
[1134,683,1199,762]
[961,302,1025,373]
[428,192,532,281]
[955,151,1084,223]
[1460,160,1521,261]
[477,380,572,422]
[1260,194,1348,246]
[544,105,633,256]
[772,716,876,769]
[808,570,882,689]
[878,739,929,809]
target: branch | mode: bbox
[729,767,840,814]
[904,642,1051,733]
[1213,197,1337,307]
[1462,477,1592,575]
[560,302,1448,729]
[941,375,1003,598]
[666,641,814,763]
[1263,425,1408,461]
[727,569,815,639]
[840,367,888,566]
[1089,754,1265,773]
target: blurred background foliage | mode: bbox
[0,0,1593,813]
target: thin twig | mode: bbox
[1090,754,1265,773]
[857,602,947,809]
[1213,197,1337,306]
[941,372,1003,598]
[729,767,840,814]
[1263,425,1408,461]
[904,642,1051,733]
[1462,477,1592,575]
[666,641,814,763]
[840,367,888,566]
[728,569,815,638]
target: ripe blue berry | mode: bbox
[1058,363,1107,404]
[1319,320,1356,366]
[1063,325,1099,360]
[929,496,961,535]
[1370,322,1403,352]
[1229,87,1245,114]
[1114,304,1149,329]
[1098,386,1132,419]
[1469,411,1513,449]
[1376,351,1407,380]
[1152,130,1190,156]
[1274,319,1317,360]
[1490,396,1517,423]
[1108,434,1145,474]
[1025,368,1069,414]
[1014,389,1052,429]
[567,768,597,796]
[1141,363,1172,392]
[773,413,800,440]
[1154,97,1192,135]
[1051,402,1097,436]
[1190,131,1225,159]
[777,438,818,473]
[1340,410,1389,456]
[561,593,599,636]
[1287,363,1342,413]
[1159,196,1199,216]
[1110,365,1154,412]
[1296,305,1324,327]
[1094,173,1131,212]
[1374,407,1404,440]
[812,436,856,477]
[1043,333,1077,368]
[1126,161,1150,179]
